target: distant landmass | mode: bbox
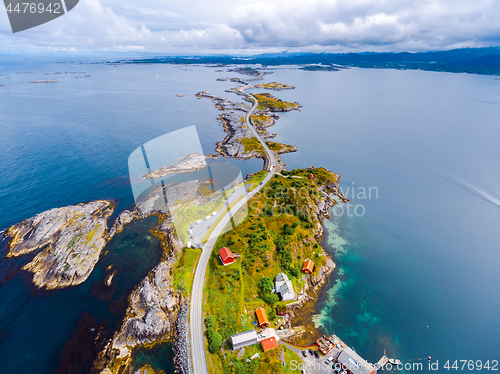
[117,47,500,75]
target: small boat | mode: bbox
[388,359,402,365]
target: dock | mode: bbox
[375,355,389,370]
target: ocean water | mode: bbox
[1,56,499,373]
[250,67,500,371]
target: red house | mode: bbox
[219,247,235,266]
[302,259,315,274]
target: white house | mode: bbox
[275,273,295,301]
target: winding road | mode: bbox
[190,86,278,374]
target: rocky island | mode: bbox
[5,200,114,289]
[143,153,207,179]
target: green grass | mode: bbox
[240,137,265,153]
[283,345,303,373]
[255,82,294,90]
[173,247,201,296]
[254,93,299,112]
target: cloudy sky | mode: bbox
[1,0,500,54]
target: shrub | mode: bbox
[208,331,223,353]
[258,277,273,294]
[205,315,216,330]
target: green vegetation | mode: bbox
[254,93,299,112]
[255,82,294,90]
[206,316,223,353]
[250,114,273,128]
[233,67,261,76]
[240,137,265,153]
[300,65,340,71]
[66,235,80,249]
[267,142,296,153]
[204,167,338,373]
[245,171,267,192]
[173,247,201,296]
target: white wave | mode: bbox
[455,177,500,208]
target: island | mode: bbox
[5,201,114,289]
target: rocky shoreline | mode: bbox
[285,173,348,339]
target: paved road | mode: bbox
[190,87,278,374]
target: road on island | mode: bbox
[190,86,278,374]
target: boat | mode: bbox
[388,359,402,365]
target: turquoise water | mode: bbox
[1,57,499,373]
[251,67,500,370]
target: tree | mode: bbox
[262,293,279,305]
[205,315,216,330]
[258,277,273,294]
[289,267,299,278]
[208,331,223,353]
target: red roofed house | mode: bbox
[261,336,278,352]
[302,259,315,274]
[219,247,234,266]
[255,307,270,328]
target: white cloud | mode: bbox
[0,0,499,53]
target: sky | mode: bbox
[1,0,500,54]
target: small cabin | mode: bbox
[302,259,315,274]
[255,307,270,328]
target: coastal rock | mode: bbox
[5,201,113,289]
[173,301,193,374]
[94,216,185,374]
[107,210,134,239]
[143,153,207,179]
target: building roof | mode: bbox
[255,307,270,327]
[219,247,234,262]
[302,259,315,273]
[279,280,294,296]
[230,330,258,348]
[336,347,376,374]
[276,273,289,283]
[260,337,278,352]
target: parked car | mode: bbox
[313,350,320,359]
[325,357,333,364]
[301,350,307,358]
[308,349,313,356]
[258,334,265,339]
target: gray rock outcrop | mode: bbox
[5,200,113,289]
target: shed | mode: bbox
[302,259,315,274]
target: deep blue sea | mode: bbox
[1,55,499,373]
